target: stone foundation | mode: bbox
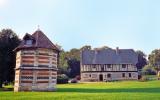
[81,72,138,82]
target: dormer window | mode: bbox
[23,33,35,46]
[25,40,33,45]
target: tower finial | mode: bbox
[37,25,40,31]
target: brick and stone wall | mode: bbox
[14,48,58,92]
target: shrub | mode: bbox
[141,65,157,75]
[57,74,69,84]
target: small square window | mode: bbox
[107,74,111,78]
[107,64,111,68]
[93,65,96,69]
[122,73,125,77]
[25,40,32,45]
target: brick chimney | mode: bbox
[116,47,119,54]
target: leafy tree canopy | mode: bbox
[148,49,160,71]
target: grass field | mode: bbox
[0,80,160,100]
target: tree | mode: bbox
[69,48,80,60]
[0,29,20,88]
[80,45,91,50]
[136,50,147,70]
[148,49,160,72]
[58,50,68,74]
[67,58,80,78]
[58,45,94,78]
[58,48,81,75]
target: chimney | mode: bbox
[116,47,119,54]
[93,49,98,64]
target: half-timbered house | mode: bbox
[81,47,138,82]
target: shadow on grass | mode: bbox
[0,87,13,91]
[57,88,160,93]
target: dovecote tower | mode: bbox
[14,29,59,92]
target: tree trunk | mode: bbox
[0,80,2,88]
[0,71,2,88]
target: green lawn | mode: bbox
[1,81,160,100]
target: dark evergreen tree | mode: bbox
[0,29,20,88]
[136,50,147,70]
[67,58,80,78]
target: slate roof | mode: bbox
[14,30,59,51]
[81,48,138,65]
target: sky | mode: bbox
[0,0,160,55]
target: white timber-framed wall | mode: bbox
[81,64,138,82]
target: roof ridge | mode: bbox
[32,30,59,50]
[37,30,57,48]
[36,30,39,46]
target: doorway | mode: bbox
[99,74,103,81]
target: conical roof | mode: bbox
[14,30,59,51]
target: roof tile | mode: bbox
[81,48,138,65]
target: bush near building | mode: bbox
[141,65,157,75]
[57,74,69,84]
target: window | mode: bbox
[37,77,49,79]
[107,64,111,68]
[129,73,132,77]
[92,65,96,71]
[107,74,111,78]
[93,65,96,69]
[21,76,33,79]
[122,64,126,68]
[122,73,125,77]
[101,65,104,71]
[25,40,33,45]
